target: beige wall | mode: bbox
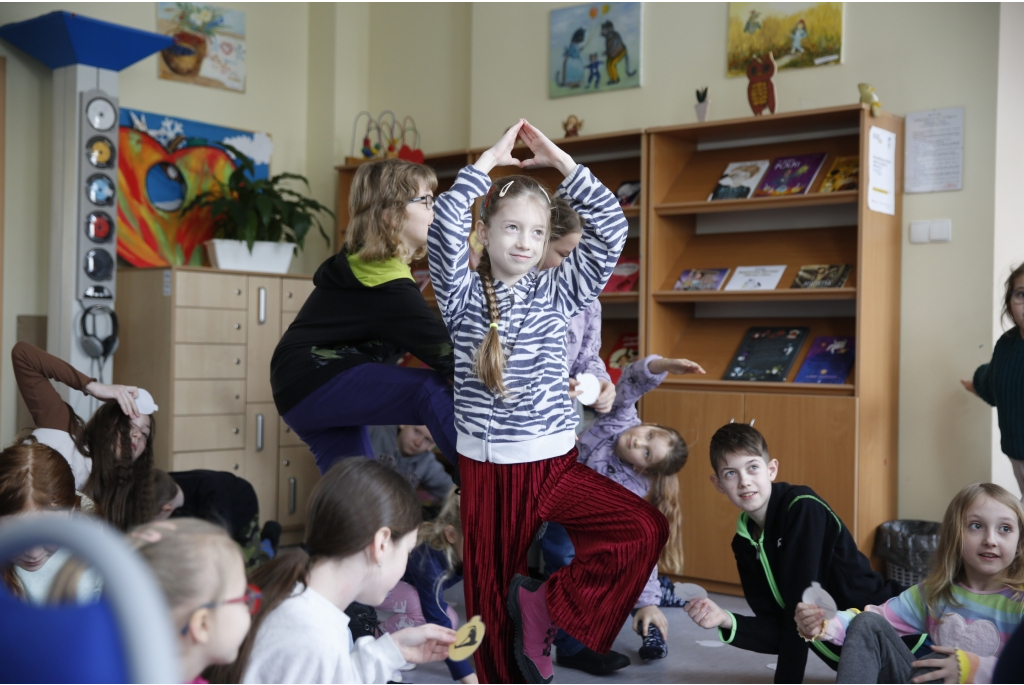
[467,2,1003,521]
[0,2,1013,521]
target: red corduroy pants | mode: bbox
[460,449,669,684]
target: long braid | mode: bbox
[474,250,508,395]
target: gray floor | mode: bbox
[389,583,837,684]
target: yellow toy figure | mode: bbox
[858,83,881,117]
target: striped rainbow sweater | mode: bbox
[426,164,627,464]
[822,583,1024,683]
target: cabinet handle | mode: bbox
[232,427,239,434]
[233,323,241,330]
[235,288,242,296]
[288,477,297,515]
[234,358,241,365]
[258,286,267,324]
[234,394,240,400]
[284,427,291,434]
[286,291,293,299]
[256,413,265,452]
[283,459,291,466]
[233,463,240,471]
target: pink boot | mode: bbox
[507,574,557,684]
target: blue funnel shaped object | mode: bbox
[0,11,172,71]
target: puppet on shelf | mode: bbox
[746,53,777,116]
[562,114,583,137]
[858,83,881,117]
[695,87,710,123]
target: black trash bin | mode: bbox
[874,520,940,586]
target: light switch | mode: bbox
[929,219,952,242]
[909,221,930,244]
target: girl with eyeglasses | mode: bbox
[131,518,254,683]
[963,262,1024,499]
[270,159,459,480]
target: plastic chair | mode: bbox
[0,513,179,683]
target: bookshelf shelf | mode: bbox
[653,288,856,303]
[654,190,857,216]
[599,291,640,303]
[659,377,855,396]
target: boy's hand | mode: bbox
[474,120,525,174]
[518,121,576,177]
[794,602,826,639]
[649,357,706,376]
[911,645,961,684]
[686,597,731,630]
[960,378,978,396]
[632,605,668,638]
[592,380,616,413]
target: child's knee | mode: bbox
[847,610,887,638]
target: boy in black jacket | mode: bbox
[685,423,912,684]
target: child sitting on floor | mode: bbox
[686,422,910,683]
[540,354,704,675]
[797,482,1024,684]
[377,487,477,683]
[370,425,455,505]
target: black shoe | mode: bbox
[556,646,631,675]
[638,625,668,661]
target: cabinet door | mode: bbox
[174,344,247,379]
[245,403,280,522]
[743,394,858,533]
[643,389,744,584]
[279,445,321,529]
[173,414,245,452]
[246,278,281,403]
[173,380,246,415]
[176,271,247,309]
[175,308,246,344]
[281,278,315,312]
[172,449,245,475]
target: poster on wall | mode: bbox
[117,108,272,267]
[549,2,642,99]
[727,2,843,77]
[157,3,246,92]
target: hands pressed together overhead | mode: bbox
[474,120,577,177]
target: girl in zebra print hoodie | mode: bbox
[427,120,668,684]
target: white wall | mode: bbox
[468,2,1001,521]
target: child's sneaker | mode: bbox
[638,625,668,661]
[658,575,686,608]
[508,574,557,684]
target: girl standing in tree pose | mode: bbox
[796,482,1024,683]
[427,119,668,684]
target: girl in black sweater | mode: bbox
[963,262,1024,498]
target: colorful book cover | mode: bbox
[724,265,787,291]
[412,269,431,292]
[753,154,828,197]
[791,264,853,289]
[674,268,731,291]
[603,257,641,292]
[795,336,856,384]
[708,160,770,201]
[603,332,639,385]
[723,327,810,382]
[819,156,859,193]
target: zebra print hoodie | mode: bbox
[427,164,627,464]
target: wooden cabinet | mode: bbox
[116,267,322,534]
[644,105,902,593]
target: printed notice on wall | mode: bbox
[868,126,896,215]
[904,107,964,193]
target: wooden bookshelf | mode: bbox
[644,104,903,593]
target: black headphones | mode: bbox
[80,305,119,360]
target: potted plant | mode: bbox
[184,144,334,274]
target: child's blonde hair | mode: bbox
[921,482,1024,618]
[475,176,552,395]
[640,425,688,574]
[415,486,462,604]
[130,518,241,628]
[344,158,437,264]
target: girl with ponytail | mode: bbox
[217,458,454,684]
[426,119,669,684]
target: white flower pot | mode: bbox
[205,239,295,274]
[695,100,710,123]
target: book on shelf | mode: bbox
[753,154,828,197]
[794,336,855,384]
[819,156,859,193]
[412,269,431,292]
[707,160,770,201]
[724,265,787,291]
[791,264,853,289]
[603,332,639,384]
[603,257,640,292]
[674,268,730,291]
[615,180,642,207]
[724,326,810,382]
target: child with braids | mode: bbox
[427,119,668,684]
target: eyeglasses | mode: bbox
[180,584,262,635]
[407,195,435,210]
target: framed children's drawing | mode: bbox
[727,2,844,77]
[549,2,642,99]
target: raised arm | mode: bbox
[12,342,93,431]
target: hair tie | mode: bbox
[489,322,498,329]
[299,542,313,556]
